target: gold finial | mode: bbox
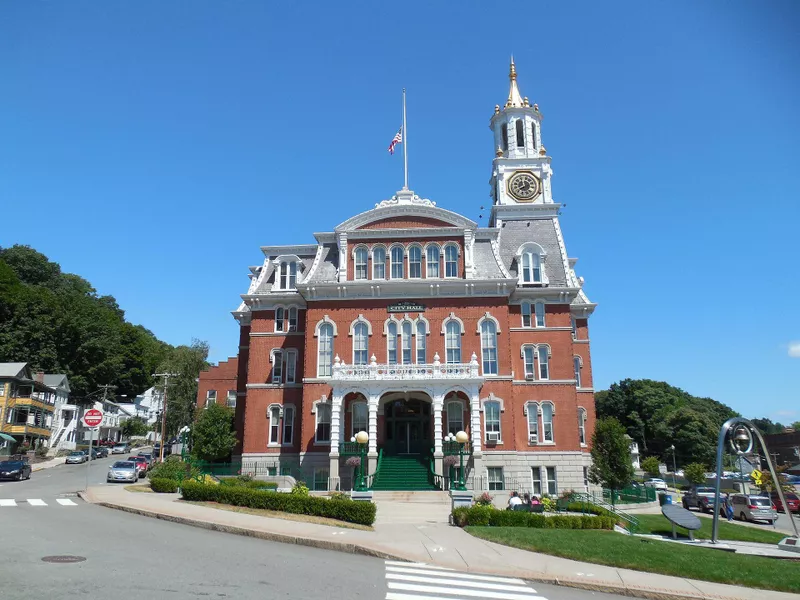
[539,145,547,156]
[494,104,500,114]
[496,146,503,157]
[506,56,524,108]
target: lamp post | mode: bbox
[179,426,190,459]
[669,444,676,490]
[355,430,369,491]
[453,430,469,491]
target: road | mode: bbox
[0,460,630,600]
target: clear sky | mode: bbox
[1,1,798,421]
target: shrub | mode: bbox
[218,477,278,491]
[148,456,197,482]
[540,496,556,511]
[329,492,351,501]
[452,505,614,530]
[452,506,470,527]
[150,478,179,493]
[35,445,48,458]
[290,482,309,496]
[474,492,493,506]
[180,481,376,526]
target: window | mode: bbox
[401,321,412,364]
[286,350,297,383]
[267,466,278,476]
[444,245,458,278]
[531,121,537,149]
[205,390,216,409]
[447,400,463,435]
[488,467,504,491]
[268,407,281,444]
[283,405,295,445]
[317,323,334,377]
[521,302,531,327]
[542,402,554,442]
[373,247,386,280]
[226,390,236,408]
[578,407,587,445]
[545,466,557,495]
[480,320,498,375]
[535,302,545,327]
[522,251,542,283]
[484,401,501,441]
[391,246,404,279]
[275,307,285,332]
[288,307,298,331]
[523,346,535,378]
[353,322,369,365]
[415,321,426,363]
[280,465,291,476]
[409,246,422,278]
[279,263,288,289]
[501,123,508,151]
[279,261,298,290]
[426,245,440,278]
[354,247,368,280]
[352,402,367,438]
[574,357,582,387]
[445,320,461,364]
[315,403,331,443]
[515,119,524,147]
[527,404,539,442]
[288,261,297,289]
[531,467,542,495]
[271,350,285,383]
[313,468,329,491]
[538,346,549,380]
[387,322,398,364]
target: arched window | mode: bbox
[534,302,545,327]
[447,400,463,435]
[279,263,288,289]
[537,346,550,380]
[480,320,498,375]
[354,247,368,280]
[390,246,404,279]
[387,321,398,364]
[444,245,458,278]
[269,406,281,444]
[408,246,422,278]
[426,245,440,278]
[352,402,367,438]
[531,121,537,149]
[542,402,554,442]
[317,323,334,377]
[288,261,297,288]
[501,123,508,151]
[353,322,368,365]
[372,247,386,280]
[445,320,461,364]
[522,251,542,283]
[521,302,532,327]
[283,405,295,445]
[415,320,426,363]
[275,307,285,332]
[578,407,587,445]
[288,306,298,331]
[526,402,539,443]
[271,350,283,384]
[515,119,525,147]
[522,345,535,379]
[402,321,412,364]
[285,349,297,383]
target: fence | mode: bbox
[603,485,657,504]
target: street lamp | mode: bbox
[669,444,676,490]
[453,430,469,491]
[354,430,369,491]
[179,426,191,459]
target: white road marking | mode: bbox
[387,583,545,600]
[0,499,17,507]
[386,573,531,593]
[56,498,78,506]
[386,566,526,584]
[27,499,47,506]
[385,560,453,570]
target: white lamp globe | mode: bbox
[350,436,356,443]
[455,430,469,444]
[355,430,369,445]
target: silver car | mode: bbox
[107,461,137,483]
[730,493,777,524]
[65,451,88,464]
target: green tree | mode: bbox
[191,403,238,462]
[589,418,635,507]
[641,456,661,478]
[156,340,209,437]
[792,421,800,431]
[121,417,150,438]
[683,462,707,485]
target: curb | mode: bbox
[79,493,763,600]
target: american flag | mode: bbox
[388,128,402,154]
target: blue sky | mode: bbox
[1,2,798,421]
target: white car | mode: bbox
[644,478,668,491]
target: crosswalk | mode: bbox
[383,560,545,600]
[0,498,79,507]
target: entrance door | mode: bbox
[384,398,430,455]
[394,420,424,455]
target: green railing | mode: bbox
[366,449,383,489]
[569,491,640,534]
[194,461,241,477]
[429,456,445,490]
[442,441,469,456]
[338,442,361,456]
[603,485,657,504]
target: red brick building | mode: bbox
[200,61,597,493]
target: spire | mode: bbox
[505,56,524,108]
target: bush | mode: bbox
[474,492,493,506]
[641,456,661,478]
[148,456,198,482]
[218,477,278,491]
[181,481,376,526]
[540,496,556,511]
[150,478,179,493]
[35,445,48,458]
[290,482,309,496]
[452,505,614,530]
[565,501,612,517]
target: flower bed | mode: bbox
[181,481,376,526]
[452,505,615,529]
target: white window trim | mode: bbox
[400,319,413,364]
[352,321,370,366]
[487,466,505,491]
[475,312,501,334]
[541,401,555,444]
[544,466,558,496]
[414,317,428,364]
[226,390,237,408]
[573,355,583,388]
[312,398,332,445]
[353,245,369,280]
[521,344,536,379]
[271,349,284,384]
[274,306,285,333]
[478,316,499,376]
[578,406,587,447]
[424,243,441,279]
[285,349,297,384]
[314,315,338,337]
[407,244,423,279]
[521,301,532,328]
[446,398,465,435]
[524,401,540,444]
[315,319,336,379]
[267,403,282,447]
[440,312,465,335]
[386,320,399,364]
[282,404,295,446]
[348,315,374,336]
[389,244,405,280]
[537,344,552,381]
[350,401,368,439]
[443,243,460,278]
[534,301,546,328]
[515,242,548,286]
[371,245,387,280]
[480,394,503,444]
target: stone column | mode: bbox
[367,392,379,473]
[433,392,444,476]
[470,388,483,485]
[328,391,343,491]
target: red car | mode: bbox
[127,456,148,479]
[770,491,800,514]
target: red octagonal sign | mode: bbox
[82,409,104,428]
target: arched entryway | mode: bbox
[383,396,431,455]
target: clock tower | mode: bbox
[489,58,554,218]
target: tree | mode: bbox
[191,403,238,462]
[751,418,786,436]
[684,463,707,485]
[155,340,209,437]
[589,418,634,507]
[121,417,150,438]
[641,456,661,478]
[792,421,800,431]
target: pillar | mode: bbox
[433,392,444,476]
[329,391,343,491]
[367,393,379,473]
[470,389,483,484]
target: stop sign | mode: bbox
[83,408,104,428]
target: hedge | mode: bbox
[452,505,615,530]
[181,481,376,526]
[150,478,179,493]
[148,456,198,482]
[218,477,278,491]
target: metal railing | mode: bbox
[603,485,657,504]
[569,491,640,534]
[332,354,481,381]
[365,449,383,489]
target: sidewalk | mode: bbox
[31,457,66,471]
[81,485,799,600]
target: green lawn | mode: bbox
[634,514,785,544]
[466,527,800,594]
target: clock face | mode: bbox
[508,172,540,202]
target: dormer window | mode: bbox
[515,119,524,148]
[516,243,547,286]
[354,247,368,280]
[277,258,300,290]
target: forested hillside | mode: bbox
[0,245,173,397]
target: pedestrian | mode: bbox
[726,496,734,522]
[523,493,531,506]
[507,491,522,509]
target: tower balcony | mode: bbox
[331,353,481,382]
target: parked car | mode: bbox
[152,444,171,459]
[127,456,148,478]
[730,493,777,524]
[770,491,800,514]
[95,447,109,458]
[136,452,154,467]
[107,461,138,483]
[0,460,32,481]
[111,442,130,454]
[66,451,89,464]
[82,448,100,460]
[683,486,727,514]
[644,478,668,491]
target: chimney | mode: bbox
[35,372,45,383]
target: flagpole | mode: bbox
[402,88,408,190]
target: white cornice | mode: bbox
[297,278,517,301]
[509,288,581,303]
[260,244,318,257]
[346,227,465,240]
[335,193,477,232]
[242,293,306,310]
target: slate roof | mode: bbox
[304,244,339,284]
[472,239,507,279]
[0,363,28,379]
[43,374,70,392]
[495,219,568,286]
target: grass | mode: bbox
[124,484,154,493]
[466,527,800,593]
[634,514,785,544]
[183,500,373,531]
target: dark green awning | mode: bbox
[0,433,16,442]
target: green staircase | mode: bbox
[371,454,436,491]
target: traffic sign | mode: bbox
[82,409,104,428]
[750,469,763,485]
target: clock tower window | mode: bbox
[501,123,508,151]
[531,121,537,149]
[515,119,525,148]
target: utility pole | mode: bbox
[85,384,115,491]
[153,372,178,462]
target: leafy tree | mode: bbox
[589,418,634,507]
[792,421,800,431]
[683,463,707,485]
[641,456,661,478]
[121,417,150,438]
[191,403,238,462]
[156,340,210,437]
[751,418,786,436]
